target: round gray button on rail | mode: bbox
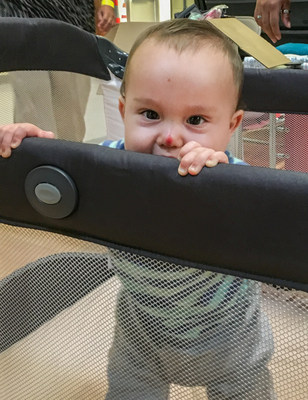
[35,183,62,205]
[25,165,78,219]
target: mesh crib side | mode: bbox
[0,138,307,400]
[0,228,307,400]
[0,17,127,144]
[230,68,308,171]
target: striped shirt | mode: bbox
[0,0,95,33]
[103,139,254,342]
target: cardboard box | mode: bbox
[209,18,289,68]
[105,17,290,69]
[105,22,155,53]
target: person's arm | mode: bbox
[0,123,54,158]
[254,0,291,43]
[97,0,116,35]
[177,141,229,176]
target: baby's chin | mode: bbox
[162,154,177,159]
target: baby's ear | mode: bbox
[230,109,244,133]
[118,96,125,120]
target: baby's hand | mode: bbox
[177,141,228,176]
[0,123,55,158]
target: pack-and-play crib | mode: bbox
[0,18,307,400]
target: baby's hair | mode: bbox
[120,18,243,109]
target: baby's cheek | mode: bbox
[125,137,149,154]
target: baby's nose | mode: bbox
[165,134,173,147]
[160,126,183,148]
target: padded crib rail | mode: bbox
[242,68,308,113]
[0,17,125,80]
[0,137,307,293]
[0,17,308,112]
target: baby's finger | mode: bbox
[20,123,55,138]
[5,124,35,149]
[1,149,12,158]
[178,141,201,160]
[0,131,14,157]
[10,135,23,149]
[205,151,229,168]
[0,141,13,158]
[37,130,55,140]
[187,149,221,175]
[178,148,214,176]
[10,125,54,147]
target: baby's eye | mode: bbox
[187,115,205,125]
[143,110,160,120]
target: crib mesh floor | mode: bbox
[0,223,307,400]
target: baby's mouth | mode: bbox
[153,145,179,159]
[158,150,179,159]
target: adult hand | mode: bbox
[177,141,229,176]
[254,0,291,43]
[0,123,54,158]
[97,5,116,35]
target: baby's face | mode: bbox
[119,40,242,158]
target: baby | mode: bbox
[0,19,275,400]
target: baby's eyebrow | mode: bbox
[133,97,160,108]
[133,97,217,116]
[185,105,217,115]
